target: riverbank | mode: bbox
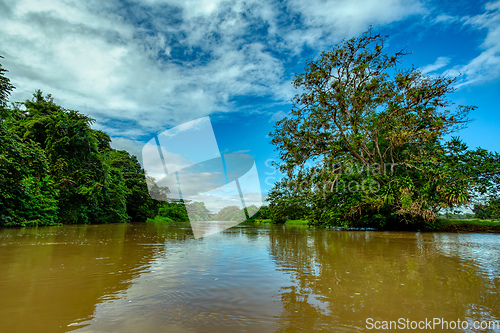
[253,219,308,226]
[434,218,500,233]
[253,218,500,233]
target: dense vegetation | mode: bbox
[268,31,500,229]
[0,59,159,226]
[0,59,269,227]
[473,198,500,220]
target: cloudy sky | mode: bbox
[1,0,500,195]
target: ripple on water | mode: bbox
[0,223,499,333]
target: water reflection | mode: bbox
[73,224,283,333]
[0,222,192,333]
[268,226,500,332]
[0,223,499,332]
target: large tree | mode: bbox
[269,31,498,228]
[1,59,58,226]
[1,58,160,226]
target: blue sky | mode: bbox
[1,0,499,197]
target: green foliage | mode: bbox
[268,179,309,223]
[108,150,159,221]
[156,201,189,221]
[1,62,59,226]
[268,31,500,230]
[435,218,500,233]
[284,219,309,225]
[248,205,270,220]
[0,60,159,226]
[0,125,59,226]
[146,215,173,223]
[473,198,500,220]
[6,91,126,224]
[473,204,492,220]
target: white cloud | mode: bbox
[0,0,429,141]
[451,0,500,87]
[284,0,427,52]
[434,14,458,24]
[269,110,287,122]
[135,0,225,19]
[421,56,451,74]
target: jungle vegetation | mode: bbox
[267,31,500,229]
[0,59,160,226]
[0,59,267,226]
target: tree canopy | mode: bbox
[0,59,159,226]
[269,31,500,229]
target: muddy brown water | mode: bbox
[0,222,499,332]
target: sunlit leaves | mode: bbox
[1,89,159,226]
[268,30,498,228]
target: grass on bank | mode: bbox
[253,219,309,226]
[434,218,500,233]
[254,218,500,233]
[147,215,500,233]
[146,216,173,223]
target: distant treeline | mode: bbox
[149,202,270,223]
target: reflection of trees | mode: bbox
[268,226,500,332]
[0,222,192,333]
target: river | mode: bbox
[0,222,499,332]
